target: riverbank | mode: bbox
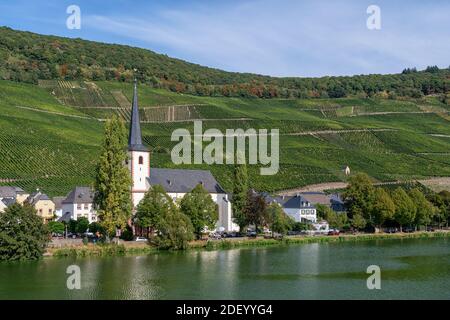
[48,230,450,258]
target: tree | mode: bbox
[244,191,269,233]
[427,193,447,228]
[232,163,249,234]
[392,188,416,232]
[343,173,375,225]
[351,213,367,231]
[76,217,90,234]
[438,190,450,227]
[180,184,218,238]
[48,221,65,235]
[94,115,132,238]
[135,185,172,237]
[267,203,293,235]
[315,204,330,220]
[68,219,78,233]
[325,208,349,230]
[154,207,194,250]
[409,188,434,230]
[88,222,104,235]
[371,188,395,231]
[0,203,50,261]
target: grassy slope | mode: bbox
[0,80,449,196]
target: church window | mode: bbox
[139,156,143,165]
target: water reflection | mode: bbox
[0,238,448,300]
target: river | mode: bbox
[0,237,449,299]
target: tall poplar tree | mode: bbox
[232,163,249,233]
[94,115,132,238]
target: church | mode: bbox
[127,81,235,232]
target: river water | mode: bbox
[0,238,449,299]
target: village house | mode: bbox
[127,80,236,232]
[300,192,345,212]
[0,186,29,213]
[61,186,97,224]
[26,191,55,223]
[268,194,317,223]
[52,196,66,219]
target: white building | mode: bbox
[60,187,97,223]
[127,80,235,232]
[268,194,317,223]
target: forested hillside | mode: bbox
[0,27,449,99]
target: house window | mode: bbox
[84,204,89,210]
[39,209,43,214]
[77,204,81,210]
[48,209,52,214]
[139,156,143,165]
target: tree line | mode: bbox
[329,173,450,232]
[0,27,449,100]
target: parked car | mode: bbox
[135,236,148,242]
[208,232,222,240]
[426,226,435,232]
[223,232,239,238]
[328,229,340,236]
[385,227,398,234]
[403,227,414,233]
[246,231,257,238]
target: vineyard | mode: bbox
[0,80,450,196]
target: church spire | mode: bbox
[128,78,148,151]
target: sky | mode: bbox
[0,0,449,77]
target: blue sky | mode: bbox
[0,0,449,77]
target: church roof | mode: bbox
[147,168,227,194]
[128,79,148,152]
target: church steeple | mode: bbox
[128,79,148,151]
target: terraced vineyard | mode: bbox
[1,80,449,196]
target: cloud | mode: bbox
[78,0,450,76]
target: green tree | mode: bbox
[351,213,367,231]
[135,185,172,237]
[325,209,349,230]
[315,204,330,220]
[94,115,132,238]
[68,219,78,234]
[438,190,450,227]
[267,203,293,235]
[88,222,104,235]
[154,207,194,250]
[371,188,395,231]
[392,188,416,232]
[232,163,249,234]
[343,173,375,225]
[76,217,90,234]
[0,203,50,261]
[427,193,446,228]
[48,221,65,235]
[244,191,269,233]
[180,184,218,238]
[409,188,434,229]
